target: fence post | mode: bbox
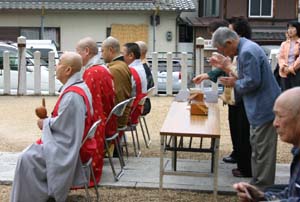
[270,53,277,72]
[34,51,41,95]
[166,52,172,95]
[152,52,158,95]
[48,51,56,95]
[3,51,10,94]
[17,36,27,95]
[181,52,188,91]
[196,37,205,89]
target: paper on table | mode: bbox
[174,89,190,102]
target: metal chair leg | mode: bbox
[122,133,129,160]
[104,139,118,181]
[139,117,149,148]
[134,126,141,157]
[90,165,99,202]
[142,116,151,146]
[84,183,91,202]
[114,137,125,167]
[105,134,126,181]
[130,125,138,156]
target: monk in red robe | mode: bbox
[76,37,116,184]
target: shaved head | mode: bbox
[76,37,98,56]
[60,51,82,73]
[135,41,147,60]
[273,87,300,145]
[56,51,83,84]
[76,37,98,66]
[275,87,300,117]
[135,41,147,55]
[102,36,120,54]
[102,36,121,63]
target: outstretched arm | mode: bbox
[233,182,265,202]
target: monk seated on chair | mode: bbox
[10,52,95,202]
[122,42,148,124]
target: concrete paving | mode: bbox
[0,152,290,194]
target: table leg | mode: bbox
[213,138,220,202]
[211,138,215,173]
[159,135,164,194]
[171,136,177,171]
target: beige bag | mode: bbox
[218,57,237,105]
[219,86,235,105]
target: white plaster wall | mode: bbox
[178,43,193,53]
[0,10,178,52]
[151,12,178,52]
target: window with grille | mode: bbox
[249,0,273,18]
[199,0,220,17]
[179,24,193,43]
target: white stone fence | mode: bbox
[0,37,278,96]
[1,36,57,95]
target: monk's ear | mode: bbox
[65,66,73,76]
[85,47,91,56]
[109,46,114,53]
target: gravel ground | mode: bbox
[0,95,292,201]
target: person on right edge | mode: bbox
[233,87,300,201]
[211,27,280,188]
[278,21,300,91]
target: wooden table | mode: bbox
[159,101,220,201]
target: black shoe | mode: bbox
[232,168,252,178]
[47,197,56,202]
[223,155,237,163]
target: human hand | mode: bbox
[233,182,265,202]
[209,52,232,72]
[192,73,209,84]
[37,119,44,130]
[279,64,288,78]
[288,66,296,75]
[219,76,236,87]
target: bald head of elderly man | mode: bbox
[233,87,300,202]
[102,36,132,127]
[76,37,100,68]
[56,51,83,84]
[76,37,115,183]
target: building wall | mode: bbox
[0,10,179,53]
[275,0,297,19]
[225,0,297,20]
[225,0,247,18]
